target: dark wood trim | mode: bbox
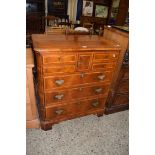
[105,104,129,114]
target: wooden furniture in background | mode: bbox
[26,48,40,128]
[80,0,112,30]
[32,34,121,130]
[104,26,129,114]
[26,0,45,34]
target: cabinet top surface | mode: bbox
[32,34,121,52]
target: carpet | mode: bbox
[26,110,128,155]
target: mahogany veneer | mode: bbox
[32,34,121,130]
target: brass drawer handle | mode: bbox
[91,101,99,107]
[55,79,64,86]
[94,88,103,93]
[54,94,64,100]
[97,74,105,80]
[55,109,64,115]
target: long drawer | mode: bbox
[45,84,110,106]
[44,97,106,120]
[44,71,112,90]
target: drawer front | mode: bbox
[43,54,61,64]
[93,52,119,62]
[45,104,72,120]
[92,62,116,71]
[44,71,112,90]
[77,54,92,71]
[45,84,109,105]
[117,80,129,94]
[43,53,76,65]
[45,97,106,120]
[43,65,76,76]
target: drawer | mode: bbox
[76,53,92,71]
[45,84,110,105]
[44,71,112,90]
[45,104,72,120]
[43,53,76,65]
[43,65,76,76]
[117,80,129,94]
[45,97,106,120]
[113,94,129,106]
[92,62,116,71]
[93,52,119,62]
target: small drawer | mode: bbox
[77,53,92,71]
[92,62,116,71]
[43,54,61,64]
[61,54,76,63]
[43,65,76,76]
[44,71,112,90]
[45,84,109,105]
[93,52,119,62]
[43,54,76,65]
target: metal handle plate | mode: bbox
[97,74,105,80]
[91,101,99,107]
[54,94,64,100]
[55,109,64,115]
[80,72,85,78]
[55,79,64,86]
[94,88,103,93]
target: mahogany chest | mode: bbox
[32,34,121,130]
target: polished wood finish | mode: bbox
[104,26,129,114]
[26,48,40,128]
[32,34,121,130]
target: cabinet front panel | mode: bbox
[43,53,76,65]
[45,84,109,105]
[44,71,112,90]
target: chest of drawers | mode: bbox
[32,34,121,130]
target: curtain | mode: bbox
[76,0,82,20]
[67,0,78,23]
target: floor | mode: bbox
[26,110,129,155]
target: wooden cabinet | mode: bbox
[26,48,40,128]
[32,34,121,130]
[104,26,129,114]
[26,0,45,34]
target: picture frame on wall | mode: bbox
[95,5,109,18]
[82,0,93,17]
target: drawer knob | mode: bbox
[94,88,103,93]
[55,109,64,115]
[91,101,99,107]
[54,94,64,100]
[80,72,85,78]
[113,54,116,58]
[77,61,82,67]
[97,74,105,80]
[55,79,64,86]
